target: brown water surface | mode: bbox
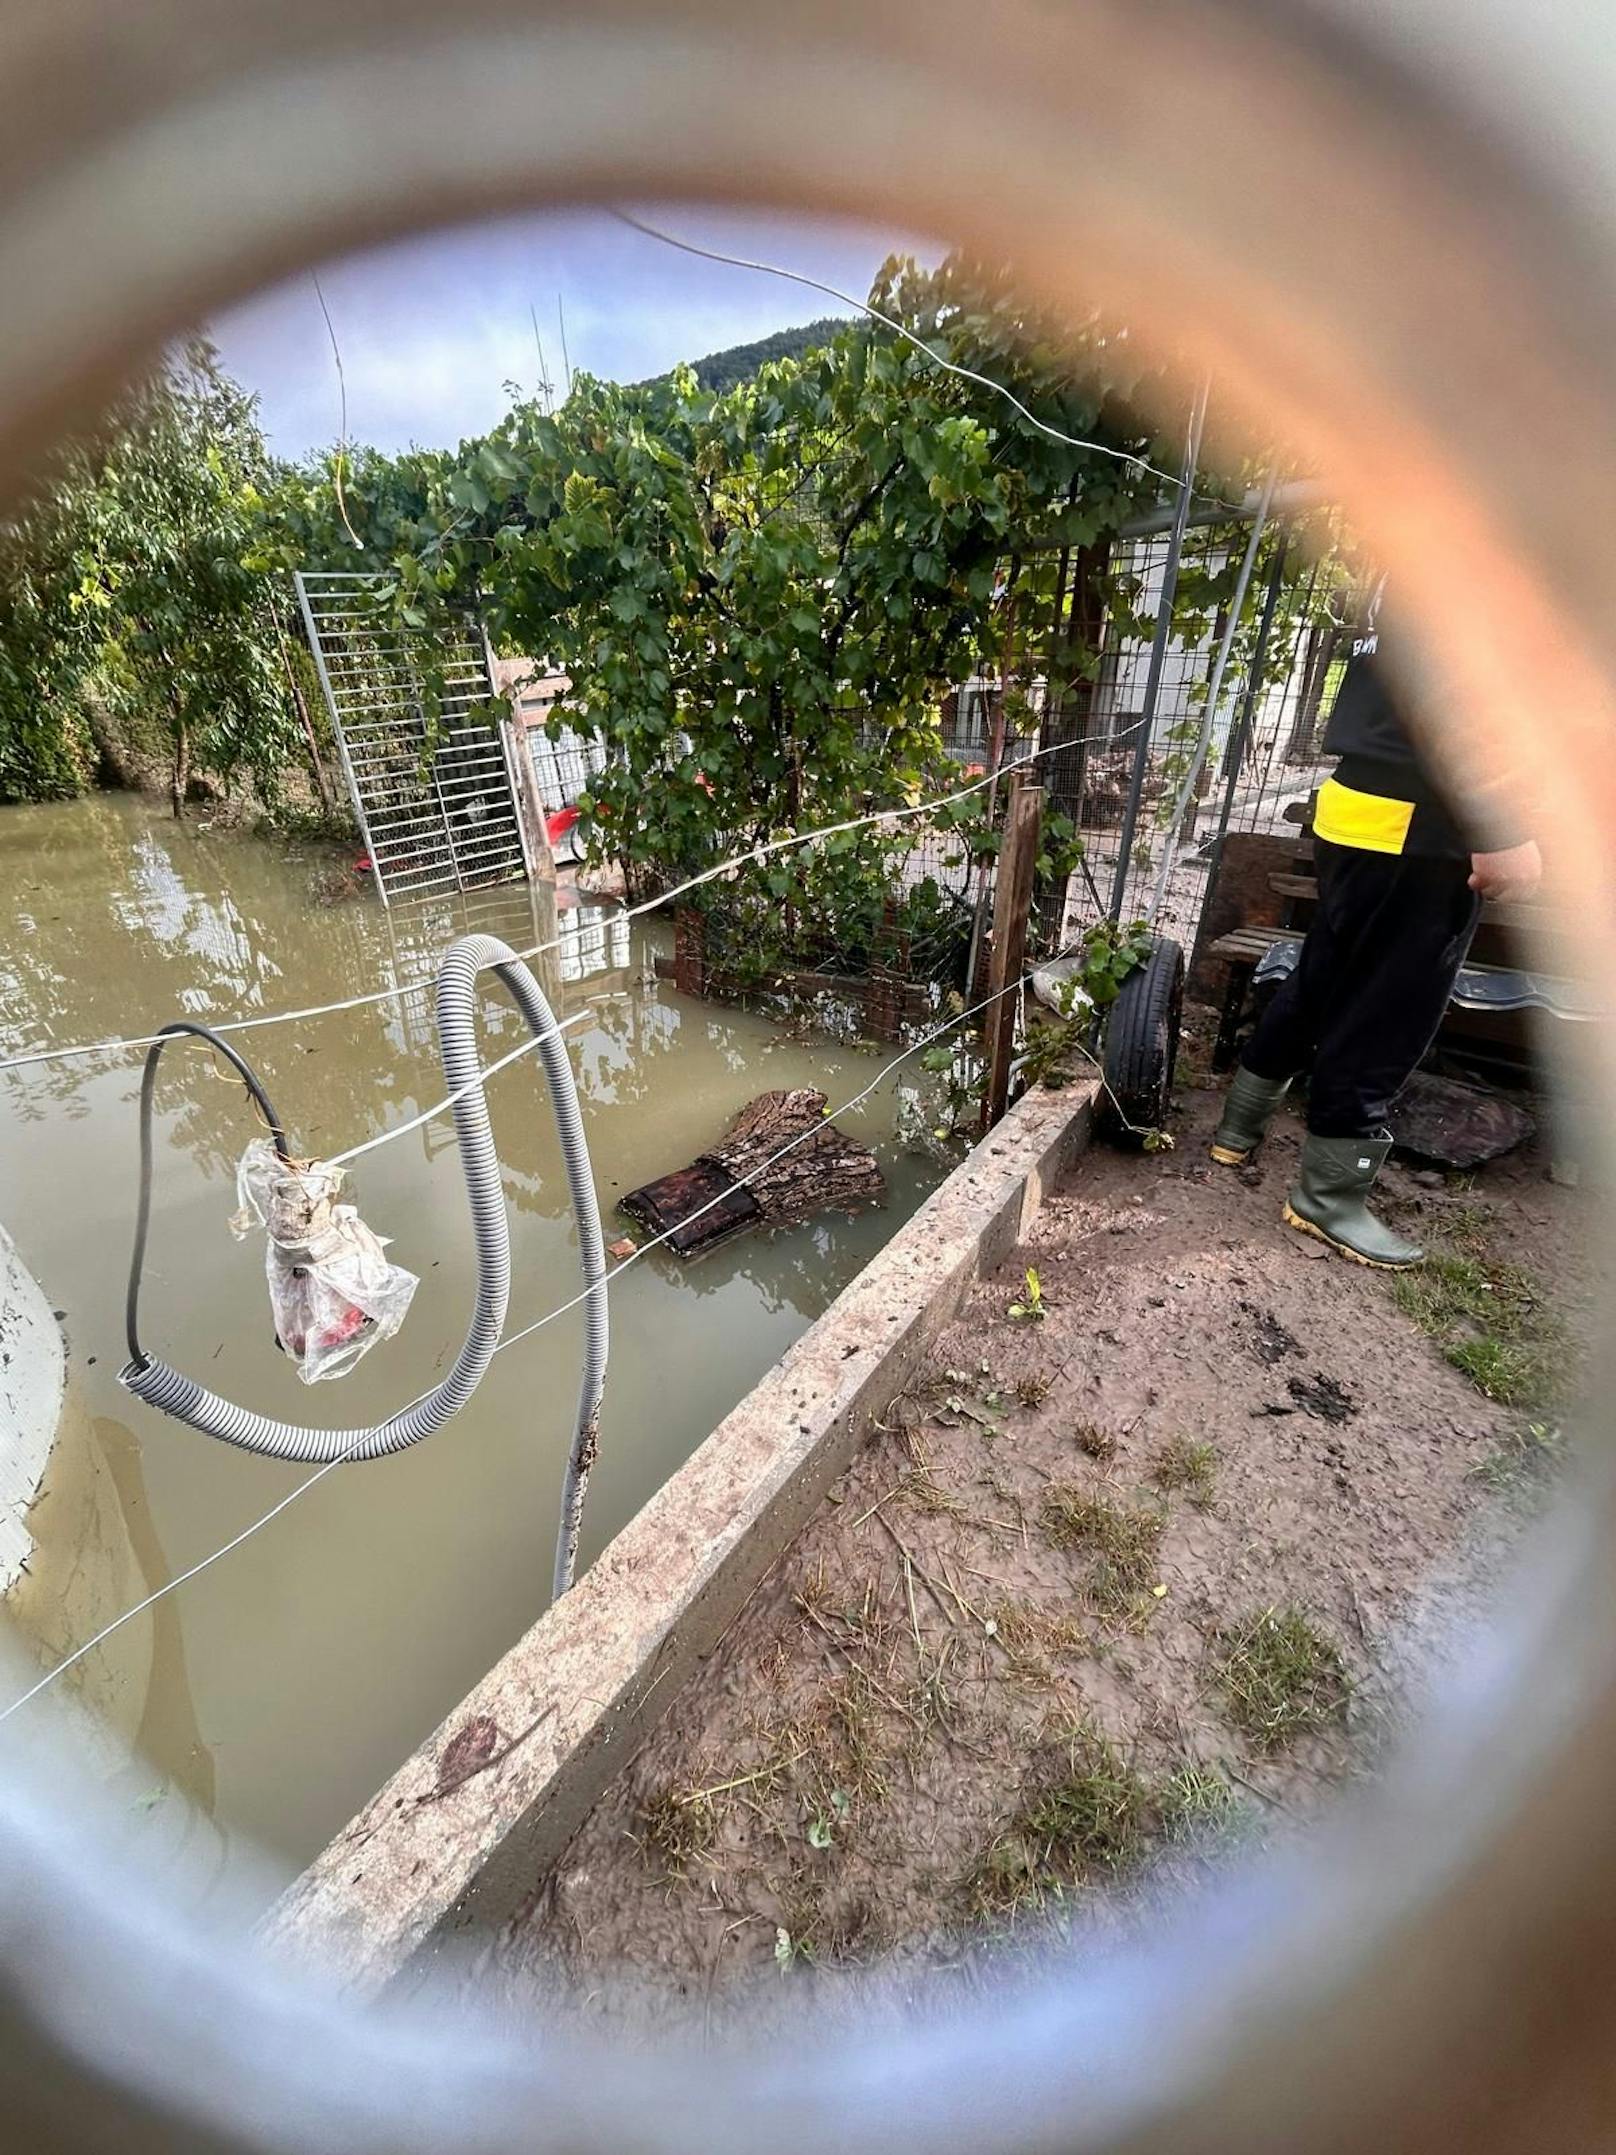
[0,794,947,1896]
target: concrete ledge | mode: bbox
[264,1079,1098,1996]
[0,1223,63,1593]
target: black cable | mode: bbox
[1077,839,1108,918]
[125,1023,292,1371]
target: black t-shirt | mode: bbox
[1322,628,1471,857]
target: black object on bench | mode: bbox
[1207,924,1600,1071]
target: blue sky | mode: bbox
[209,204,927,460]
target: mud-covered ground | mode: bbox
[479,1035,1592,2035]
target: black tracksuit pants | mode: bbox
[1241,840,1481,1138]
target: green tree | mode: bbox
[0,340,297,813]
[491,257,1173,936]
[262,252,1216,966]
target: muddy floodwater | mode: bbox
[0,794,949,1899]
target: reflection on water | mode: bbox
[0,794,948,1896]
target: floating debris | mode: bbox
[619,1088,885,1258]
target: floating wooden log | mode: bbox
[618,1088,885,1257]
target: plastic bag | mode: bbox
[230,1139,418,1384]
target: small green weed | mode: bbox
[1214,1606,1351,1752]
[1151,1434,1216,1509]
[805,1788,852,1850]
[1008,1267,1047,1322]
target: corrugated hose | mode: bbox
[118,934,609,1601]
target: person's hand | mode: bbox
[1469,840,1543,903]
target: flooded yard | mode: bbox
[0,794,948,1896]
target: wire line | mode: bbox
[0,939,1091,1728]
[325,1004,598,1169]
[0,742,1064,1076]
[0,1453,359,1728]
[611,208,1240,507]
[310,270,363,552]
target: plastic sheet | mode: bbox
[230,1140,418,1383]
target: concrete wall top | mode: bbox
[265,1078,1097,1996]
[0,1224,63,1594]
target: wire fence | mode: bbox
[483,514,1351,1048]
[1006,519,1351,959]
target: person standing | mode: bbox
[1209,590,1541,1266]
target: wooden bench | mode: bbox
[1204,852,1586,1072]
[1262,870,1556,939]
[1207,923,1297,1069]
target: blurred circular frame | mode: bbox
[2,1,1615,2148]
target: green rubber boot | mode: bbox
[1283,1134,1423,1269]
[1209,1067,1292,1165]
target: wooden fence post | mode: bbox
[866,897,908,1042]
[674,907,707,999]
[502,715,557,886]
[981,771,1044,1131]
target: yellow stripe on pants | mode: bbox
[1313,777,1416,855]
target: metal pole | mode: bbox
[1146,466,1277,923]
[294,570,390,910]
[1109,474,1324,541]
[1210,531,1291,857]
[1108,379,1209,921]
[980,770,1043,1131]
[427,741,464,892]
[963,679,1008,1000]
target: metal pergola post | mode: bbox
[1209,530,1292,860]
[1107,379,1209,921]
[1146,465,1276,922]
[484,620,543,887]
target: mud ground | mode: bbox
[478,1032,1592,2034]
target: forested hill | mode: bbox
[654,317,847,393]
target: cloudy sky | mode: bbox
[210,203,928,460]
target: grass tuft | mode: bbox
[1214,1605,1351,1752]
[1469,1418,1566,1495]
[986,1597,1088,1683]
[898,1470,967,1520]
[1040,1485,1164,1612]
[969,1724,1153,1916]
[1151,1434,1217,1509]
[1391,1249,1569,1412]
[1072,1420,1117,1460]
[1157,1760,1240,1838]
[969,1731,1246,1918]
[1444,1337,1556,1408]
[637,1790,719,1880]
[799,1669,889,1807]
